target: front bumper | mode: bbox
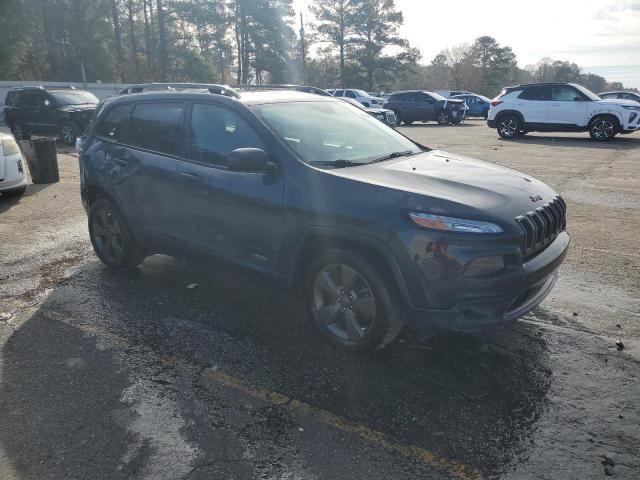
[400,231,570,336]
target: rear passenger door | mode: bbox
[100,101,186,243]
[175,102,284,270]
[516,85,551,124]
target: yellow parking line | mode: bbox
[206,369,481,480]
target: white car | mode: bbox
[330,89,385,108]
[0,132,27,197]
[487,82,640,141]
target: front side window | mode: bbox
[552,86,585,101]
[252,101,421,167]
[96,104,132,143]
[189,103,266,165]
[345,90,357,99]
[129,102,184,156]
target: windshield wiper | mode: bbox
[308,159,367,169]
[368,150,418,164]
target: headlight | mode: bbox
[2,138,21,156]
[408,212,503,233]
[623,105,640,111]
[376,113,385,120]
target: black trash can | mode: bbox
[20,138,59,184]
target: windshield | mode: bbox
[429,92,447,101]
[252,101,421,166]
[572,84,601,101]
[354,89,369,97]
[341,97,368,110]
[51,90,99,106]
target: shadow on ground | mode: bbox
[0,254,555,478]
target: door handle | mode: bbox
[180,171,203,183]
[551,103,560,107]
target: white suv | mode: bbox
[331,89,385,108]
[487,82,640,141]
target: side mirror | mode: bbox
[44,99,51,107]
[226,148,271,173]
[573,96,584,102]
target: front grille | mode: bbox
[516,196,567,258]
[386,112,396,124]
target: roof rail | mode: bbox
[233,84,331,97]
[119,83,240,98]
[10,85,77,91]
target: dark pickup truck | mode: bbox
[384,90,465,126]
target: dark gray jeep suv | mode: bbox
[79,85,569,351]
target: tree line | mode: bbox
[0,0,633,96]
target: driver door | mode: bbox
[175,102,285,270]
[550,85,589,126]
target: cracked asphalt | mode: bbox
[1,121,639,479]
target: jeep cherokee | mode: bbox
[79,85,569,351]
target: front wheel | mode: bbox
[306,249,404,352]
[437,111,450,125]
[60,122,80,146]
[497,115,522,139]
[589,116,618,141]
[89,198,145,269]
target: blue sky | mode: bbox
[293,0,640,88]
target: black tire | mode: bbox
[450,112,463,125]
[1,185,27,198]
[437,111,450,125]
[88,198,145,269]
[60,122,80,146]
[496,114,523,139]
[393,110,403,127]
[305,249,405,352]
[588,115,618,141]
[11,123,30,141]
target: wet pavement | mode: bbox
[1,123,639,479]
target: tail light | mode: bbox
[490,99,503,107]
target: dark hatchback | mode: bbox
[383,90,466,125]
[79,86,569,351]
[4,86,99,145]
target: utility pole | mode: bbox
[300,11,306,84]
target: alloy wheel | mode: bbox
[591,119,615,140]
[92,208,125,263]
[311,263,377,344]
[498,118,518,138]
[61,124,75,145]
[437,112,449,125]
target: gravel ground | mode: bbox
[0,121,639,479]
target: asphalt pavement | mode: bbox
[1,122,639,479]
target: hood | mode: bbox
[329,150,558,223]
[365,107,393,114]
[57,104,98,113]
[366,96,385,103]
[595,98,638,108]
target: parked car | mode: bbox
[330,89,386,107]
[341,97,397,127]
[79,85,569,352]
[4,86,99,145]
[451,94,491,119]
[488,82,640,141]
[0,132,27,198]
[598,91,640,103]
[383,90,466,125]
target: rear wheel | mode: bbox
[393,110,403,127]
[437,111,450,125]
[497,114,522,139]
[11,123,30,141]
[589,116,618,141]
[89,198,145,269]
[306,249,404,352]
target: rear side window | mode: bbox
[345,90,357,99]
[519,86,551,101]
[129,102,184,156]
[189,103,265,166]
[96,104,132,142]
